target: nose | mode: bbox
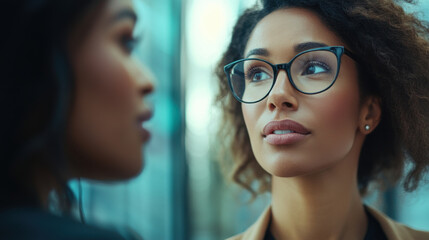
[136,62,155,97]
[266,70,298,111]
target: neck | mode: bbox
[270,158,367,240]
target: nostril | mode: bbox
[269,101,294,110]
[140,79,155,95]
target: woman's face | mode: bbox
[242,8,366,178]
[68,0,154,180]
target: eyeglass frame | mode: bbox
[224,46,359,104]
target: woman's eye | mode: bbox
[120,35,140,54]
[247,68,271,82]
[302,61,330,75]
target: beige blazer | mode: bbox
[227,206,429,240]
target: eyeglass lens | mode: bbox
[229,50,338,102]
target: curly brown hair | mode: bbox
[215,0,429,196]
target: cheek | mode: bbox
[72,44,139,139]
[312,70,361,132]
[242,103,266,157]
[68,42,142,179]
[307,83,361,161]
[242,103,260,136]
[315,92,359,127]
[80,46,136,108]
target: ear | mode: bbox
[358,96,381,134]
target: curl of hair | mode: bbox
[215,0,429,196]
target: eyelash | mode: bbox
[120,34,141,54]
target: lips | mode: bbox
[137,110,153,142]
[262,119,310,145]
[137,110,153,123]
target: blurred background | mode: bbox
[70,0,429,239]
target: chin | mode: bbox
[110,148,145,179]
[266,165,309,178]
[113,156,144,180]
[258,155,326,178]
[81,155,144,181]
[98,165,143,181]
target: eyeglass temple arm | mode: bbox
[344,48,361,63]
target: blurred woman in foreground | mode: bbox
[0,0,153,239]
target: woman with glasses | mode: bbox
[0,0,153,239]
[216,0,429,239]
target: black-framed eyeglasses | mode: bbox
[224,46,358,104]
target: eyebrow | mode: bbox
[245,48,270,58]
[110,9,138,24]
[245,41,329,58]
[294,42,328,53]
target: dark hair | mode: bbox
[0,0,102,212]
[216,0,429,196]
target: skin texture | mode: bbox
[67,0,154,181]
[242,8,381,240]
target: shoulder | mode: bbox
[226,233,243,240]
[226,233,245,240]
[226,206,271,240]
[367,206,429,240]
[0,207,126,240]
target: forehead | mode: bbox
[245,8,345,57]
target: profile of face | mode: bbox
[242,8,378,178]
[67,0,154,180]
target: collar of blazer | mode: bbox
[226,205,429,240]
